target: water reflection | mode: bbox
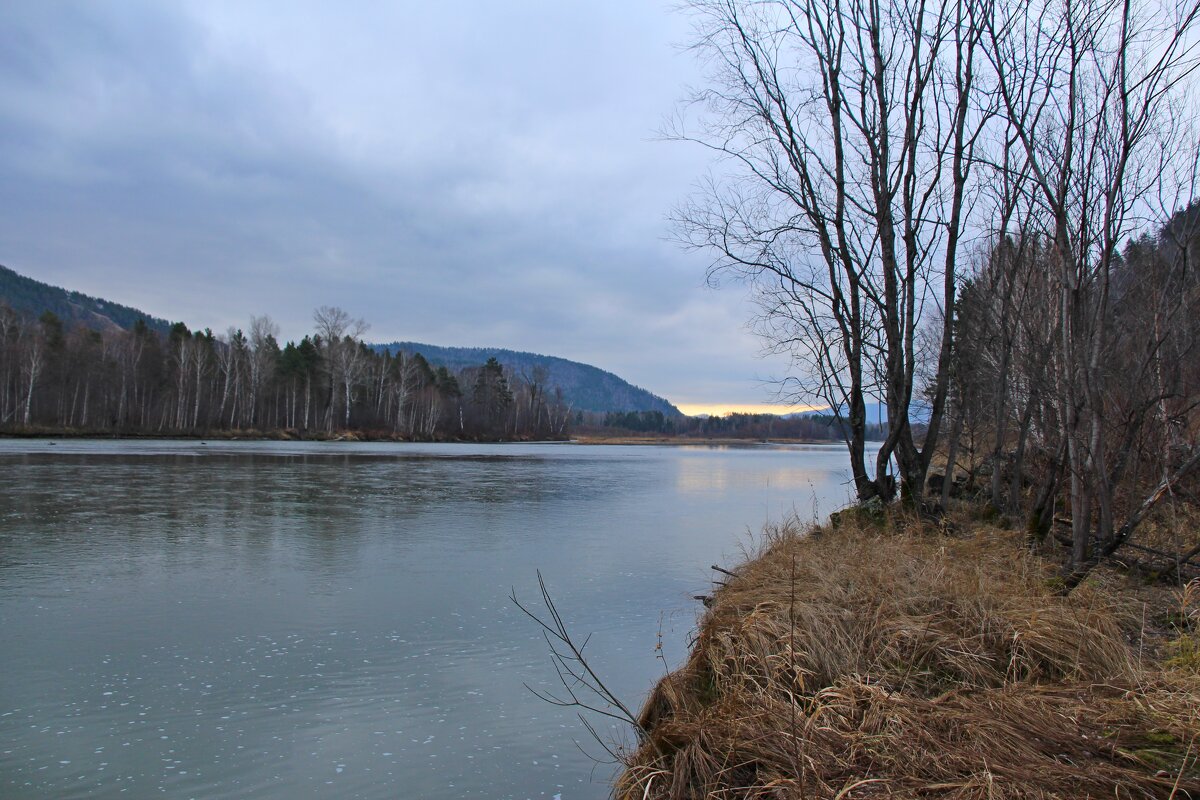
[0,440,862,799]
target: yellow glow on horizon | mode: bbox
[674,402,830,417]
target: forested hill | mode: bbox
[0,262,682,423]
[376,341,682,416]
[0,263,171,335]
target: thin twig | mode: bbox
[511,571,648,747]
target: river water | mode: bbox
[0,440,859,799]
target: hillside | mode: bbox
[375,341,682,416]
[0,263,682,418]
[797,401,933,425]
[0,263,172,335]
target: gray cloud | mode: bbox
[0,0,793,407]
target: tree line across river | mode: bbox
[0,305,577,440]
[601,409,889,441]
[0,303,878,442]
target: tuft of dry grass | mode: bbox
[616,516,1200,799]
[1166,580,1200,675]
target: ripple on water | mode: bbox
[1,440,863,799]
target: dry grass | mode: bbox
[1134,505,1200,555]
[1166,580,1200,675]
[615,515,1200,799]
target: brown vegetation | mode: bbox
[615,515,1200,798]
[570,435,827,446]
[675,0,1200,585]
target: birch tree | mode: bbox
[248,315,280,428]
[312,306,368,431]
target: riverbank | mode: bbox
[0,426,838,447]
[616,510,1200,798]
[0,425,569,443]
[570,434,835,446]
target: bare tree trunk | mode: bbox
[941,410,966,509]
[22,336,42,425]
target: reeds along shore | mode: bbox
[615,514,1200,799]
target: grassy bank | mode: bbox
[616,512,1199,799]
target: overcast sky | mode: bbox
[0,1,801,413]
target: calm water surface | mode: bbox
[0,440,860,799]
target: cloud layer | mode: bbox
[0,1,794,408]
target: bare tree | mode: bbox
[0,305,18,424]
[248,315,280,428]
[312,306,369,431]
[215,327,246,428]
[192,330,212,429]
[390,353,421,435]
[676,0,987,503]
[20,317,43,426]
[986,0,1200,577]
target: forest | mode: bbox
[0,305,576,440]
[0,277,890,442]
[942,204,1200,579]
[615,1,1200,794]
[0,300,872,443]
[601,408,888,440]
[673,0,1200,584]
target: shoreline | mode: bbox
[614,507,1200,798]
[570,434,837,446]
[0,426,569,444]
[0,427,840,447]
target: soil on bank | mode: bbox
[616,513,1200,799]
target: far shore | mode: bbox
[0,426,840,447]
[569,434,837,446]
[0,426,562,444]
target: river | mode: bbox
[0,439,860,799]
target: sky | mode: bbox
[0,1,804,414]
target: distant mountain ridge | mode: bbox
[798,402,889,423]
[0,263,681,416]
[797,401,932,425]
[0,263,172,335]
[375,341,682,416]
